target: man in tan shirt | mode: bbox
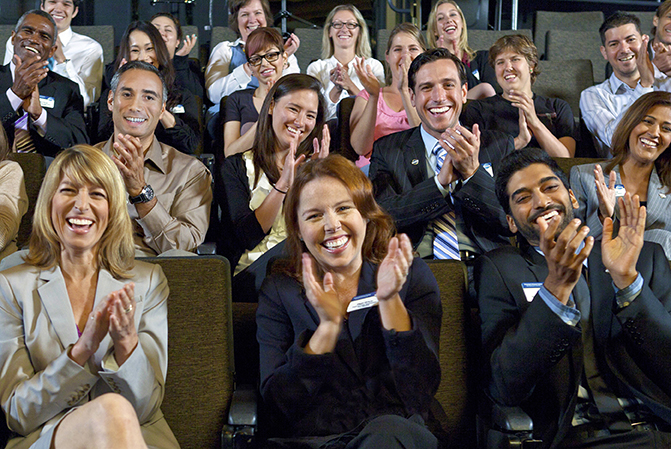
[96,60,211,256]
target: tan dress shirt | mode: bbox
[96,137,212,256]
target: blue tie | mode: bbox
[432,143,460,260]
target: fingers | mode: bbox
[320,124,331,157]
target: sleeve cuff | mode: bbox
[614,273,643,309]
[539,285,581,326]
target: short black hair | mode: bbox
[599,11,641,46]
[15,10,57,45]
[495,148,570,215]
[407,47,467,92]
[41,0,81,8]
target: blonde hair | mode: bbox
[25,145,135,279]
[321,4,372,60]
[426,0,475,62]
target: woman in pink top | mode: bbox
[349,23,426,166]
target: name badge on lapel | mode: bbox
[614,184,626,197]
[482,162,493,177]
[521,282,543,302]
[39,95,55,109]
[170,104,185,114]
[347,292,379,313]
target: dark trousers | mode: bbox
[266,414,438,449]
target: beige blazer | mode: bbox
[0,261,179,449]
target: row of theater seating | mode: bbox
[0,153,609,448]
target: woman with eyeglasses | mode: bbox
[307,4,385,120]
[223,28,291,158]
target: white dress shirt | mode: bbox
[5,27,104,107]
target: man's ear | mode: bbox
[461,82,468,104]
[600,46,608,61]
[410,88,416,108]
[568,189,579,211]
[654,15,659,28]
[506,215,518,234]
[159,102,166,121]
[107,90,114,112]
[10,31,15,47]
[72,6,79,19]
[47,41,57,59]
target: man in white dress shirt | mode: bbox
[4,0,103,107]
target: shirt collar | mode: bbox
[228,37,245,48]
[58,27,73,47]
[419,124,440,160]
[144,137,166,174]
[608,72,634,94]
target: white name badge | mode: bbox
[521,282,543,302]
[347,292,379,313]
[39,95,55,109]
[171,104,185,114]
[614,184,626,198]
[482,162,493,177]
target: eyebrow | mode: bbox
[510,175,559,199]
[119,86,160,98]
[607,33,637,45]
[644,114,671,126]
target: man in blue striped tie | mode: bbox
[370,47,515,263]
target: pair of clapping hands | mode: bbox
[70,283,139,367]
[540,192,646,304]
[273,124,331,193]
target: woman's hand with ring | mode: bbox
[108,283,139,366]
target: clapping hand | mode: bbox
[602,193,645,289]
[353,57,380,97]
[376,234,413,302]
[312,124,330,159]
[594,164,617,221]
[108,283,139,365]
[275,131,306,193]
[176,34,198,57]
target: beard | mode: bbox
[513,203,575,246]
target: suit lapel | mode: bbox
[644,167,668,229]
[38,266,79,348]
[404,128,429,186]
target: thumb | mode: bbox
[323,272,335,292]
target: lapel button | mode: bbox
[411,159,419,165]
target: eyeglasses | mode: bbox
[248,50,281,67]
[330,21,359,30]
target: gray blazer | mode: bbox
[570,161,671,259]
[0,261,178,449]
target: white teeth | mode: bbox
[68,218,93,226]
[429,106,450,114]
[539,210,559,221]
[504,74,516,80]
[620,54,634,62]
[445,26,456,32]
[287,126,300,135]
[25,46,39,54]
[324,236,348,249]
[641,138,658,148]
[126,117,146,123]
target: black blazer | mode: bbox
[475,241,671,448]
[0,64,88,156]
[369,126,514,253]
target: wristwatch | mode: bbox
[129,184,155,204]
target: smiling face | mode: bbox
[128,30,158,67]
[506,163,579,246]
[329,10,360,51]
[386,32,423,79]
[654,10,671,45]
[494,50,533,95]
[41,0,77,32]
[237,0,267,42]
[411,58,467,139]
[627,104,671,165]
[435,2,462,43]
[249,45,285,86]
[151,16,179,59]
[11,13,56,63]
[298,176,367,275]
[269,89,318,151]
[51,174,109,257]
[600,23,642,81]
[108,68,165,146]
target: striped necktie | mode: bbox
[432,143,460,260]
[13,113,35,153]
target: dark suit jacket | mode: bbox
[0,64,88,156]
[369,126,514,253]
[475,242,671,448]
[257,259,442,438]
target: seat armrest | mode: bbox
[491,403,533,432]
[197,242,217,255]
[222,385,258,448]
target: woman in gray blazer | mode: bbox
[571,91,671,259]
[0,145,178,448]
